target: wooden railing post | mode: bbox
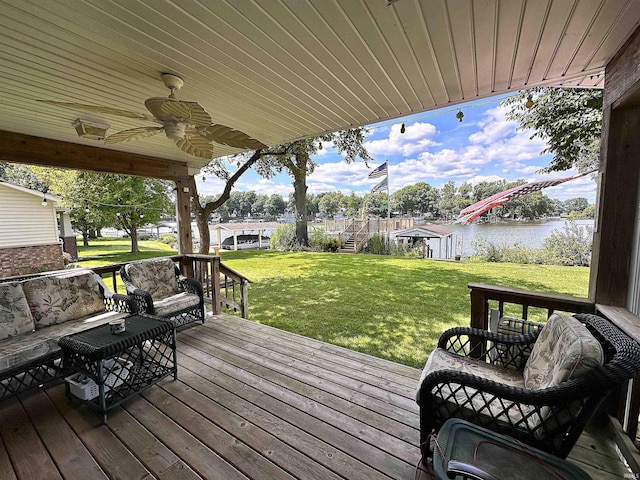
[470,288,488,330]
[240,280,249,319]
[212,256,221,315]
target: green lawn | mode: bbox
[76,239,590,369]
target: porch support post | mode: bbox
[174,178,193,255]
[589,26,640,306]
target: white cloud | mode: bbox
[236,178,292,198]
[365,122,438,156]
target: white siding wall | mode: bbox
[0,185,59,248]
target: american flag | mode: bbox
[457,170,595,223]
[371,177,388,193]
[368,162,388,179]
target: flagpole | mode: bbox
[385,160,390,222]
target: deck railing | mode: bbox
[468,283,640,472]
[92,254,251,318]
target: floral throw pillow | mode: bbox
[126,258,179,300]
[0,283,35,340]
[22,272,105,328]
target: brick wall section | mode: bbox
[0,244,64,277]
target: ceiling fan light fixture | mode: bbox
[72,119,109,140]
[164,124,186,140]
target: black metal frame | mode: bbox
[120,263,205,329]
[59,314,177,423]
[0,282,136,403]
[418,313,640,461]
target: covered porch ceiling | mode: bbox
[1,0,638,176]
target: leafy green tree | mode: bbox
[100,175,172,253]
[255,128,372,246]
[562,197,590,215]
[0,163,48,191]
[318,191,345,218]
[344,192,363,217]
[541,220,593,266]
[438,181,457,220]
[363,192,388,217]
[265,194,286,217]
[502,87,602,172]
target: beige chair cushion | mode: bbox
[22,271,105,328]
[125,258,179,300]
[416,348,533,425]
[153,292,200,317]
[0,282,35,340]
[0,310,127,373]
[523,313,604,390]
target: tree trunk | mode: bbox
[82,230,89,247]
[130,228,139,253]
[196,207,211,254]
[293,174,309,246]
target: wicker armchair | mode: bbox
[416,313,640,461]
[120,258,204,329]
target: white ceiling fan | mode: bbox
[39,73,267,159]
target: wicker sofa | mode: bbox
[416,312,640,460]
[0,269,136,402]
[120,257,205,329]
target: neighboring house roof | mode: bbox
[0,180,61,205]
[395,225,454,239]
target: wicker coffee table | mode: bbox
[59,314,177,423]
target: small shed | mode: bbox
[394,225,454,260]
[0,181,72,277]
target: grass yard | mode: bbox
[76,239,590,369]
[217,250,589,369]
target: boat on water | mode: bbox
[221,234,271,250]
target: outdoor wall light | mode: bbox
[41,194,47,206]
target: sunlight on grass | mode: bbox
[74,242,590,369]
[220,250,590,369]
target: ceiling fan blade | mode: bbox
[197,124,267,150]
[37,100,156,122]
[175,133,214,159]
[104,126,164,145]
[146,98,211,126]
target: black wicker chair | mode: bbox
[417,313,640,462]
[120,258,205,329]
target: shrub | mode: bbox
[270,223,304,251]
[159,233,177,244]
[540,220,593,266]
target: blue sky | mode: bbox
[196,93,597,204]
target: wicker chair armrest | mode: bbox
[103,292,138,314]
[438,326,540,363]
[128,289,154,314]
[419,368,601,407]
[178,276,204,299]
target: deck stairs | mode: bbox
[338,219,372,253]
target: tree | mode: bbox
[0,163,49,192]
[99,175,172,253]
[318,191,345,218]
[265,194,286,218]
[362,192,388,217]
[562,197,590,215]
[502,87,602,172]
[344,192,363,217]
[255,128,371,246]
[438,181,457,220]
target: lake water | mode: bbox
[447,219,594,257]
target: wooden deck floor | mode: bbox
[0,313,630,479]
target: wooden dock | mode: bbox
[0,313,630,479]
